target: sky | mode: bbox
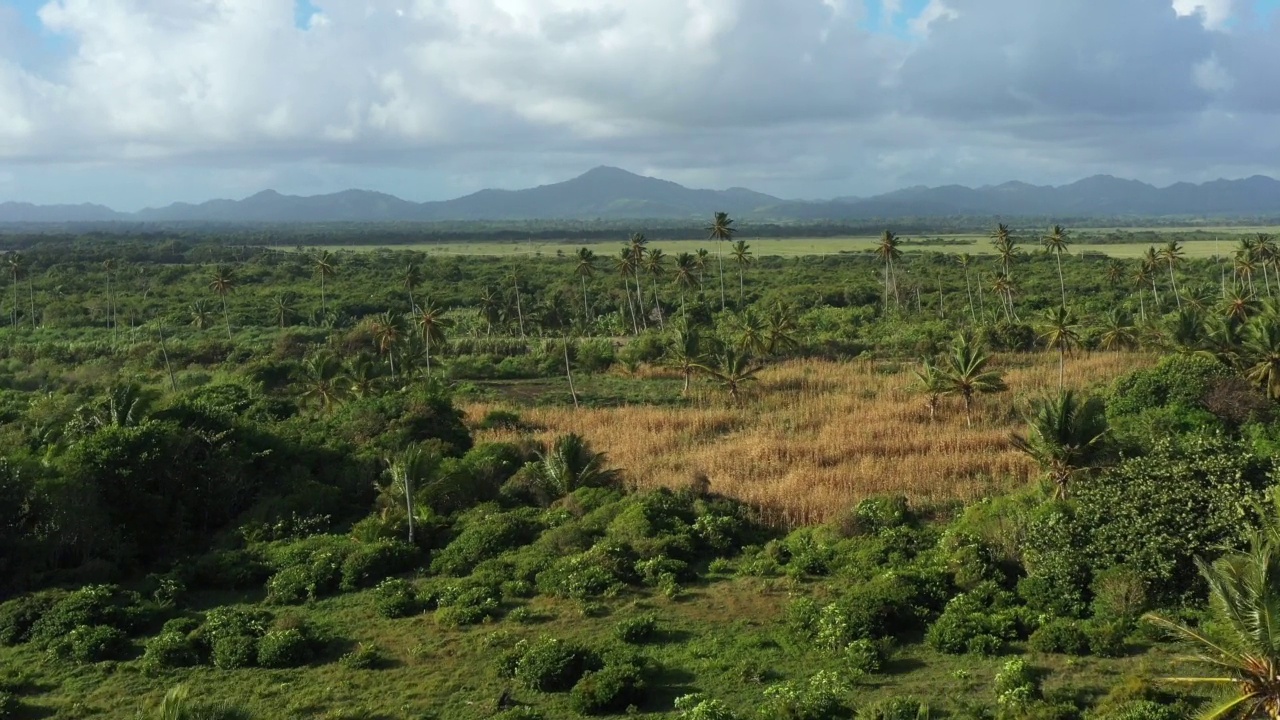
[3,0,1280,210]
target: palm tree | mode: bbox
[508,269,527,338]
[694,248,711,292]
[991,272,1016,322]
[939,333,1007,428]
[615,247,640,334]
[913,357,947,421]
[1144,491,1280,719]
[1105,260,1127,286]
[1161,240,1186,311]
[270,293,296,328]
[707,212,735,312]
[479,286,503,336]
[574,248,597,324]
[696,347,760,404]
[763,301,799,356]
[1245,322,1280,399]
[537,434,621,496]
[5,252,23,327]
[149,317,179,393]
[628,233,650,328]
[1223,287,1258,324]
[1042,224,1070,309]
[1256,233,1277,297]
[1205,315,1247,370]
[189,300,213,330]
[1038,306,1082,389]
[414,299,452,378]
[402,262,423,312]
[103,258,117,336]
[644,248,667,329]
[665,323,703,396]
[875,230,902,311]
[1099,308,1138,351]
[957,254,977,322]
[385,445,439,544]
[672,252,698,321]
[1010,390,1109,499]
[732,309,768,355]
[369,311,406,379]
[208,265,236,341]
[312,250,337,315]
[299,351,347,412]
[991,223,1018,277]
[730,240,753,306]
[1142,246,1164,309]
[1236,250,1258,296]
[345,353,386,398]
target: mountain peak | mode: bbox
[578,166,642,180]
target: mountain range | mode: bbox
[5,166,1280,223]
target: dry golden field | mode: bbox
[469,352,1150,526]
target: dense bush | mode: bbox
[373,578,420,619]
[212,635,258,669]
[0,591,63,646]
[432,582,501,627]
[339,540,419,590]
[47,624,129,663]
[569,663,647,715]
[257,628,313,668]
[28,584,149,648]
[855,697,925,720]
[614,614,658,644]
[142,631,200,670]
[537,541,636,599]
[512,637,602,692]
[339,643,386,670]
[431,508,544,576]
[926,582,1026,655]
[1027,619,1089,655]
[760,670,849,720]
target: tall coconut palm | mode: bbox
[991,272,1016,321]
[1163,309,1207,355]
[615,247,640,334]
[5,252,23,327]
[508,269,527,338]
[644,248,667,329]
[939,333,1007,428]
[1042,224,1070,309]
[103,258,117,336]
[385,445,440,545]
[1144,491,1280,719]
[1205,316,1247,370]
[402,262,424,312]
[672,252,698,321]
[957,254,977,322]
[313,250,337,315]
[208,265,236,341]
[1038,305,1082,389]
[730,240,753,306]
[1245,322,1280,399]
[1161,240,1186,311]
[1133,261,1153,321]
[991,223,1018,277]
[1257,233,1277,297]
[270,293,296,328]
[479,286,503,336]
[695,347,760,404]
[414,299,452,378]
[1236,249,1259,295]
[574,247,597,324]
[694,248,711,291]
[1099,308,1138,351]
[299,350,347,412]
[1142,246,1164,309]
[628,233,650,328]
[1010,390,1109,499]
[369,311,405,379]
[1105,260,1127,286]
[707,212,735,312]
[875,230,902,311]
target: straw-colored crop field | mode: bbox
[470,351,1149,525]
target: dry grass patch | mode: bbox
[470,352,1150,526]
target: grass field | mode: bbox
[318,231,1270,259]
[469,352,1149,526]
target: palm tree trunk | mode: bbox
[964,273,976,323]
[158,325,178,393]
[883,262,891,312]
[1263,263,1272,298]
[717,241,726,312]
[404,474,415,545]
[425,335,432,378]
[681,288,687,323]
[27,275,36,329]
[321,274,326,315]
[635,271,647,329]
[1059,346,1065,389]
[581,275,591,324]
[623,276,638,334]
[738,265,744,306]
[976,273,985,318]
[964,395,974,428]
[513,279,526,338]
[1055,252,1067,309]
[389,350,397,381]
[652,277,665,330]
[1168,262,1182,311]
[682,368,690,396]
[937,276,945,319]
[563,336,579,409]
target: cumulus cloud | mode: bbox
[0,0,1278,205]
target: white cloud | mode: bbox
[1173,0,1235,30]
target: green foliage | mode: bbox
[848,495,911,535]
[856,697,926,720]
[0,590,63,646]
[339,643,386,670]
[614,614,658,644]
[842,638,883,676]
[256,628,313,668]
[569,663,647,715]
[27,584,149,648]
[338,541,419,591]
[1107,354,1231,419]
[212,635,258,670]
[430,508,544,576]
[372,578,419,619]
[511,637,602,693]
[536,541,636,599]
[0,691,15,720]
[760,670,850,720]
[674,694,741,720]
[926,582,1026,655]
[142,631,201,670]
[993,658,1041,711]
[1027,619,1089,655]
[1090,701,1181,720]
[47,624,129,663]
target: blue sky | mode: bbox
[4,0,1280,209]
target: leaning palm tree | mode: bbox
[1042,224,1070,309]
[615,246,640,334]
[508,269,527,338]
[298,350,347,413]
[875,230,902,311]
[707,212,735,312]
[730,240,753,306]
[957,253,977,322]
[414,299,452,378]
[1010,390,1109,499]
[1099,308,1138,352]
[1144,490,1280,719]
[939,333,1007,428]
[1038,305,1082,389]
[385,445,440,545]
[1244,321,1280,400]
[574,247,597,323]
[368,310,406,379]
[696,347,760,404]
[313,250,337,315]
[208,265,236,341]
[1161,240,1186,311]
[402,262,424,312]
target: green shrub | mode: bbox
[850,495,910,535]
[212,635,258,669]
[1028,619,1089,655]
[536,541,636,599]
[925,583,1020,655]
[256,629,312,668]
[856,697,925,720]
[478,409,525,431]
[28,584,149,648]
[48,624,129,663]
[993,658,1040,711]
[339,541,419,591]
[674,695,741,720]
[0,591,62,646]
[142,631,200,670]
[198,607,271,647]
[843,639,882,676]
[431,509,543,576]
[1107,354,1230,419]
[433,583,501,627]
[0,691,17,719]
[1091,565,1149,621]
[189,549,272,590]
[1092,701,1181,720]
[569,664,647,715]
[635,555,690,585]
[339,643,386,670]
[162,616,201,635]
[760,670,849,720]
[614,614,658,644]
[373,578,419,619]
[1085,618,1131,658]
[513,637,602,692]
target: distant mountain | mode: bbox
[5,168,1280,223]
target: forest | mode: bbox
[2,217,1280,719]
